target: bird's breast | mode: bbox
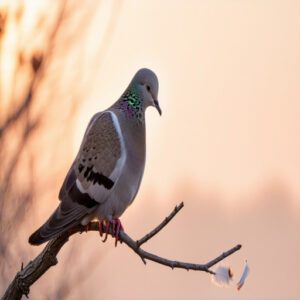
[95,116,147,219]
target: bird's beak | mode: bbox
[154,99,162,116]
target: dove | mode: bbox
[29,68,161,246]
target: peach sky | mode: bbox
[74,0,300,206]
[69,1,300,299]
[1,1,299,299]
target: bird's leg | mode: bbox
[112,218,124,247]
[102,220,110,243]
[98,219,123,245]
[98,220,104,237]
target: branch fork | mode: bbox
[1,202,241,300]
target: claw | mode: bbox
[113,219,124,247]
[102,220,110,243]
[97,219,124,246]
[112,220,116,238]
[98,221,103,237]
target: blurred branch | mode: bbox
[0,82,33,138]
[0,2,123,297]
[0,0,67,138]
[1,203,241,300]
[1,118,39,194]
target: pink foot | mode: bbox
[98,219,124,246]
[98,221,104,237]
[99,220,109,242]
[112,219,124,247]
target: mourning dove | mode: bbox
[29,68,161,245]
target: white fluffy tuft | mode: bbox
[211,265,233,287]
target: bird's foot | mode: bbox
[98,221,104,237]
[98,219,124,246]
[98,220,106,240]
[112,218,124,247]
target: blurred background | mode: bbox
[0,0,299,299]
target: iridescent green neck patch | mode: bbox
[119,84,144,123]
[123,85,141,109]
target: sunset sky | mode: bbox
[75,0,300,204]
[71,1,300,299]
[74,1,300,299]
[1,1,300,299]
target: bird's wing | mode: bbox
[29,111,126,245]
[72,110,126,203]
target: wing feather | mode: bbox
[75,111,126,203]
[29,111,125,245]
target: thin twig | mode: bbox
[205,244,242,269]
[1,204,242,300]
[136,202,184,247]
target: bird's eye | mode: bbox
[146,85,150,92]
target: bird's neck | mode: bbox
[110,107,146,159]
[113,84,145,124]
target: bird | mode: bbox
[29,68,161,246]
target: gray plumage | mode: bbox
[29,68,161,245]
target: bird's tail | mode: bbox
[29,199,91,245]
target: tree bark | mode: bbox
[1,203,241,299]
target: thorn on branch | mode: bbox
[140,256,147,265]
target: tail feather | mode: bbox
[29,199,92,245]
[28,215,81,245]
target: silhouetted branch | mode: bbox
[1,203,241,300]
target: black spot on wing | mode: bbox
[91,173,114,189]
[78,164,84,173]
[84,166,93,178]
[69,184,98,209]
[78,165,114,189]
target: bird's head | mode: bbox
[129,68,161,116]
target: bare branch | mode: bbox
[136,202,184,246]
[1,204,242,300]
